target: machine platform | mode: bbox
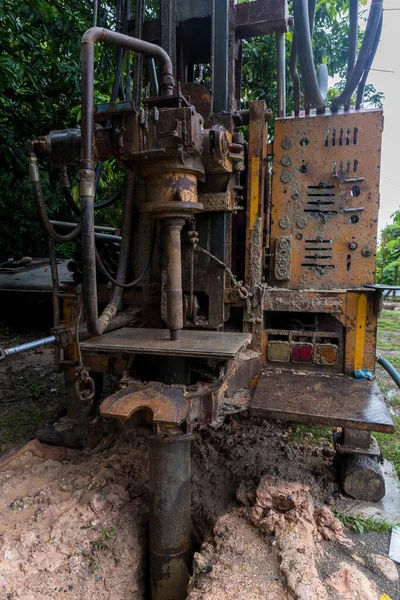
[81,327,251,360]
[251,371,394,434]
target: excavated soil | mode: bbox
[1,325,399,599]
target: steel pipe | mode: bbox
[80,28,174,335]
[50,220,122,242]
[149,433,192,600]
[276,31,286,118]
[0,336,56,362]
[163,218,185,340]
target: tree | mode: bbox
[377,211,400,285]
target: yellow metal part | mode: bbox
[354,293,367,371]
[345,291,377,375]
[249,156,261,230]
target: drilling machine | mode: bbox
[0,0,393,597]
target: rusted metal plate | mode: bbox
[0,261,72,292]
[100,382,188,425]
[235,0,289,38]
[81,328,251,359]
[181,82,212,119]
[263,289,347,314]
[250,371,394,433]
[270,109,383,290]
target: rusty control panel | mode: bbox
[270,110,382,289]
[0,0,394,598]
[263,110,384,377]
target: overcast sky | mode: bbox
[368,0,400,230]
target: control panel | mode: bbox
[270,109,383,289]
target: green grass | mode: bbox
[0,405,45,444]
[377,331,400,352]
[375,416,400,479]
[335,511,400,534]
[0,372,64,444]
[288,424,332,445]
[378,318,400,332]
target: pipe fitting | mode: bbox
[79,169,96,198]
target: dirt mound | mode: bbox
[0,435,149,599]
[189,478,381,600]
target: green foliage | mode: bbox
[0,0,122,259]
[335,510,400,534]
[377,211,400,285]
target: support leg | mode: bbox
[149,433,192,600]
[335,428,385,502]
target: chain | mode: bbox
[74,287,95,403]
[188,227,253,315]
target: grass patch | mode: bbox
[377,331,400,352]
[378,319,400,332]
[375,416,400,479]
[335,511,400,534]
[0,405,45,444]
[289,424,332,445]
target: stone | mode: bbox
[327,563,379,600]
[370,554,399,582]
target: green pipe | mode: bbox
[377,354,400,389]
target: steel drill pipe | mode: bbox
[79,28,174,335]
[163,218,185,340]
[149,433,192,600]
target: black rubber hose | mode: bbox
[292,0,328,110]
[345,0,358,110]
[61,183,122,216]
[95,220,157,287]
[28,155,81,243]
[331,0,383,112]
[356,12,383,109]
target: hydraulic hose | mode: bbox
[95,220,157,287]
[344,0,358,110]
[377,354,400,389]
[95,170,136,335]
[331,0,383,112]
[28,154,81,243]
[292,0,328,110]
[79,27,174,335]
[356,12,383,109]
[60,179,122,216]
